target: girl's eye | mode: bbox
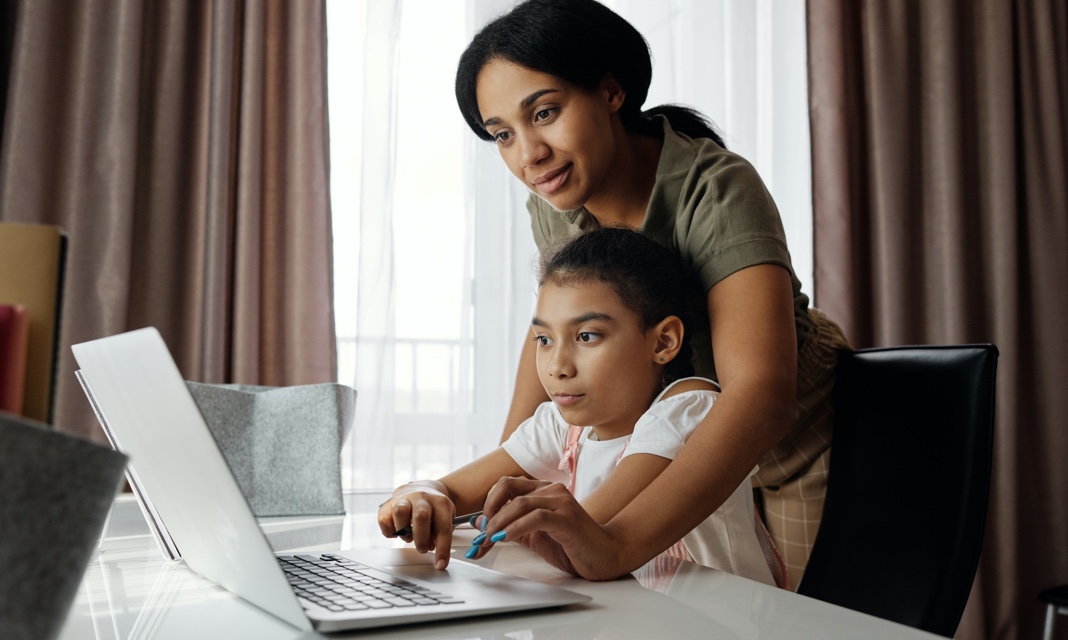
[493,130,512,144]
[577,332,600,343]
[534,335,553,346]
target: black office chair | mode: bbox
[1040,584,1068,640]
[796,344,998,638]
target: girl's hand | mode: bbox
[467,477,624,580]
[377,483,456,570]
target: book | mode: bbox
[0,222,67,423]
[0,303,29,414]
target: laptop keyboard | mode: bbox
[277,554,465,612]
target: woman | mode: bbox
[455,0,849,588]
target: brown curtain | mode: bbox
[0,0,336,441]
[808,0,1068,638]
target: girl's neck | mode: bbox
[584,124,662,230]
[589,384,662,441]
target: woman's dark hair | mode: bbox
[538,228,695,386]
[456,0,726,148]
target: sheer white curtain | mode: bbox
[608,0,813,295]
[327,0,811,492]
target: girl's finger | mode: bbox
[377,504,397,537]
[432,502,455,570]
[410,501,435,553]
[388,500,413,538]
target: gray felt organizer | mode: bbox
[0,413,128,640]
[186,382,356,517]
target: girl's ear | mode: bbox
[651,315,684,364]
[601,74,626,114]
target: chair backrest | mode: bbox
[796,344,998,638]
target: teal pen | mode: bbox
[391,511,482,538]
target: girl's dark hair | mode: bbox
[538,228,695,386]
[456,0,726,148]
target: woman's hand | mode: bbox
[466,477,626,581]
[377,482,456,569]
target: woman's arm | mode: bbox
[478,264,798,579]
[582,454,671,523]
[500,329,550,444]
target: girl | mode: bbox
[378,228,778,586]
[454,0,850,588]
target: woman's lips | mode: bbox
[533,164,572,195]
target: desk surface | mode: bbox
[60,493,939,639]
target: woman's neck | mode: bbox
[584,124,663,230]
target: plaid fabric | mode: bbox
[753,307,851,590]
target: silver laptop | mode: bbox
[72,327,590,633]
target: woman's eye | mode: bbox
[535,335,553,346]
[534,108,554,122]
[493,130,512,144]
[577,332,599,343]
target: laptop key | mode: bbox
[364,599,394,609]
[295,554,323,563]
[358,568,415,586]
[321,554,368,567]
[383,598,417,608]
[343,602,370,611]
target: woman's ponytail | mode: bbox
[641,105,727,149]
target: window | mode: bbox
[327,0,535,491]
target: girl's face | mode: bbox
[531,279,663,437]
[476,59,623,213]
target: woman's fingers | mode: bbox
[475,477,555,555]
[482,476,555,518]
[474,479,573,555]
[488,481,579,538]
[461,477,550,560]
[474,478,618,579]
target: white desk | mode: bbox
[59,493,940,639]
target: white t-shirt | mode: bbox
[502,378,775,586]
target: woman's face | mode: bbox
[475,59,623,212]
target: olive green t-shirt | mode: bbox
[527,116,811,382]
